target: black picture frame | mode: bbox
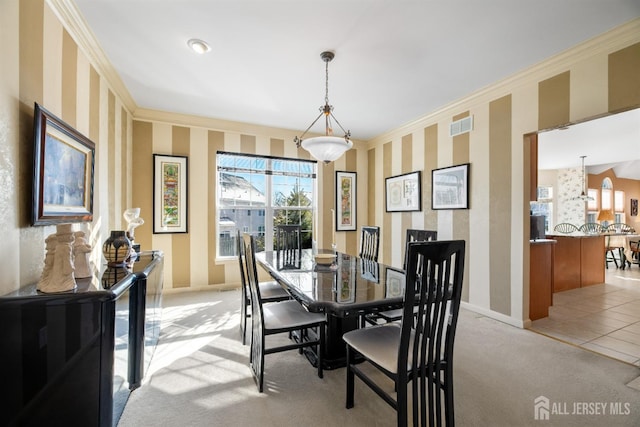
[431,163,470,210]
[153,154,189,233]
[336,171,357,231]
[32,103,95,225]
[385,171,422,212]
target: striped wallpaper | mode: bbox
[126,28,640,327]
[6,0,132,292]
[3,1,640,326]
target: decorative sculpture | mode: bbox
[73,230,93,278]
[37,233,58,292]
[123,208,144,243]
[38,224,76,293]
[123,207,144,264]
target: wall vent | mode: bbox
[449,116,473,137]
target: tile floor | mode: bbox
[530,264,640,366]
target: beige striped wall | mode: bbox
[131,117,366,290]
[2,0,639,328]
[367,23,640,326]
[1,0,133,294]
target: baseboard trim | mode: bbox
[460,302,527,329]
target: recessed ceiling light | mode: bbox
[187,38,211,54]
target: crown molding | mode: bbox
[369,18,640,146]
[134,107,366,147]
[46,0,137,114]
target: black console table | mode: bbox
[0,250,164,427]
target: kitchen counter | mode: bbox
[545,233,605,292]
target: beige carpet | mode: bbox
[117,289,640,427]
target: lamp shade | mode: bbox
[597,209,614,222]
[301,136,353,163]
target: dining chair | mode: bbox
[343,240,466,427]
[578,223,604,234]
[275,224,302,270]
[359,226,380,262]
[553,223,578,234]
[243,233,326,393]
[605,245,624,269]
[403,229,438,270]
[605,223,635,234]
[362,229,438,327]
[237,230,290,346]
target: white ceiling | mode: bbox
[538,108,640,180]
[72,1,640,147]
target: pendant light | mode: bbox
[294,51,352,164]
[572,155,594,201]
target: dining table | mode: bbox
[255,248,406,369]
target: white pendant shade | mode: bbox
[294,51,353,163]
[301,136,353,163]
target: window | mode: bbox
[614,190,625,213]
[587,188,599,212]
[601,178,613,210]
[531,186,553,232]
[216,152,316,257]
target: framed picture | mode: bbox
[385,267,406,298]
[631,199,638,217]
[385,171,422,212]
[432,163,470,210]
[153,154,188,233]
[32,103,95,225]
[336,171,356,231]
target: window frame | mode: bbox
[216,151,317,258]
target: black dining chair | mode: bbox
[275,224,302,270]
[359,226,380,262]
[343,240,466,427]
[362,229,438,326]
[237,230,290,346]
[243,233,326,393]
[403,229,438,270]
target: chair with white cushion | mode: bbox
[243,233,326,392]
[344,239,466,426]
[237,230,290,345]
